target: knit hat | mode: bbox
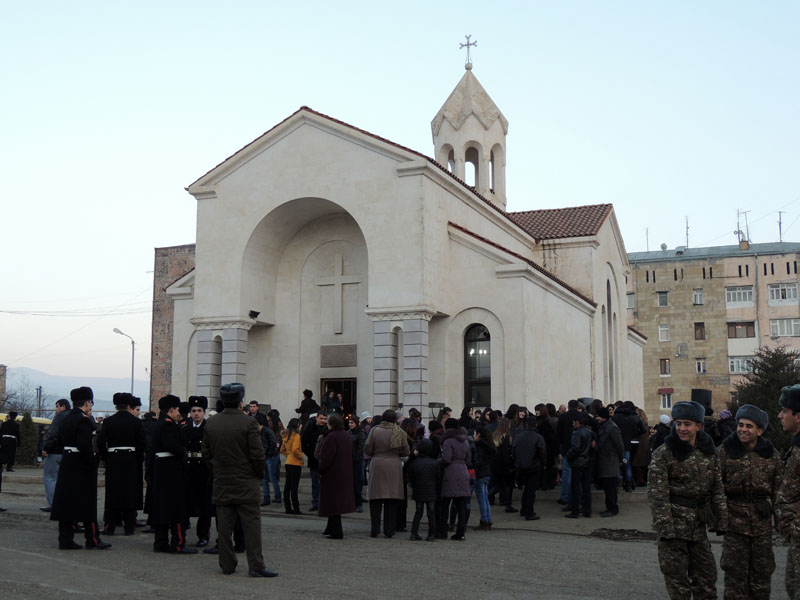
[596,407,610,420]
[671,401,705,423]
[360,411,372,420]
[779,385,800,412]
[736,404,768,431]
[659,414,671,425]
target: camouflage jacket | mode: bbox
[776,433,800,540]
[718,433,782,537]
[648,430,727,541]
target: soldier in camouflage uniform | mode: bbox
[649,400,727,600]
[776,384,800,599]
[718,404,782,600]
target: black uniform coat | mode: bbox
[148,414,187,524]
[50,408,98,522]
[181,419,214,517]
[0,419,21,464]
[96,410,146,510]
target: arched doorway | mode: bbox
[464,324,491,407]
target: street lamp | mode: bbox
[113,328,135,394]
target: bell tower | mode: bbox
[431,46,508,209]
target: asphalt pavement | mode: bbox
[0,467,790,599]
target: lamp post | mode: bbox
[113,328,135,394]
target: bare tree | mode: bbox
[3,373,38,413]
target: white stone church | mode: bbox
[156,64,645,418]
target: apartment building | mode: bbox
[627,240,800,417]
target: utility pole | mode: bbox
[36,385,42,418]
[685,216,689,247]
[779,211,785,242]
[742,210,751,242]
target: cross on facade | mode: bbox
[315,253,361,334]
[459,34,477,65]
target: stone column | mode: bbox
[402,318,429,415]
[221,327,248,385]
[372,320,398,414]
[196,330,221,403]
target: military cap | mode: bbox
[736,404,768,431]
[70,386,93,402]
[158,394,181,411]
[779,384,800,412]
[188,395,208,410]
[672,400,705,423]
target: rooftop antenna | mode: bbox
[645,227,649,251]
[779,211,785,242]
[742,210,751,242]
[685,216,689,248]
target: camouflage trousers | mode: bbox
[720,531,774,600]
[787,534,800,600]
[657,537,717,599]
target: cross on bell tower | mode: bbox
[459,35,477,69]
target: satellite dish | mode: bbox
[660,243,668,251]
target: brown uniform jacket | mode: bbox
[719,433,782,537]
[776,433,800,539]
[648,430,727,541]
[202,408,265,506]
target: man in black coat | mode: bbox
[565,412,594,519]
[611,401,647,492]
[50,387,111,550]
[0,411,21,472]
[41,398,71,512]
[556,399,581,505]
[512,416,547,521]
[96,392,146,535]
[149,394,196,554]
[182,396,214,547]
[302,413,327,511]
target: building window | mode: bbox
[726,285,754,307]
[626,292,635,309]
[660,393,672,409]
[738,265,742,277]
[728,322,756,339]
[694,322,706,340]
[659,324,670,342]
[464,324,491,407]
[768,282,798,305]
[657,291,668,307]
[659,358,671,376]
[693,288,704,305]
[696,358,707,374]
[729,356,753,375]
[771,318,800,337]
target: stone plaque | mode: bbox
[321,345,357,368]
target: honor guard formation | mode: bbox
[8,384,800,595]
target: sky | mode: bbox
[1,1,798,387]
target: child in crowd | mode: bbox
[408,438,440,541]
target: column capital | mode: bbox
[365,306,436,322]
[189,316,254,331]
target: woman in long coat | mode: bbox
[315,413,355,539]
[364,409,409,538]
[440,418,472,541]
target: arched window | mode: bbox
[464,324,490,407]
[465,146,479,188]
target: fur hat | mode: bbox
[129,396,142,408]
[158,394,181,411]
[736,404,768,431]
[220,383,245,405]
[188,395,208,410]
[779,385,800,412]
[672,401,705,423]
[112,392,134,407]
[70,386,93,403]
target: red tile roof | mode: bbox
[448,221,596,308]
[507,204,613,240]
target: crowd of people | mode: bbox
[7,384,800,598]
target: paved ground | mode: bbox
[0,468,790,599]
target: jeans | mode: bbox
[569,465,592,516]
[411,500,435,538]
[309,465,319,508]
[262,455,281,502]
[560,455,573,503]
[474,476,491,523]
[43,453,62,507]
[622,450,633,488]
[283,464,301,512]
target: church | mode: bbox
[150,62,645,419]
